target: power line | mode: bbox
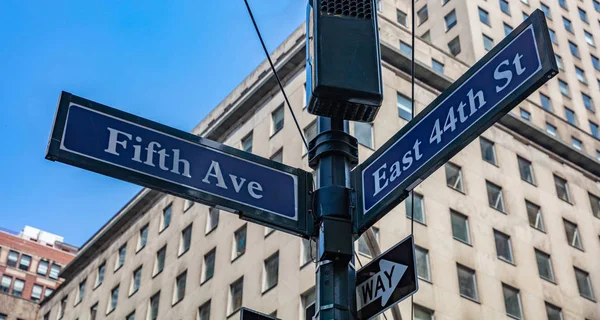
[242,0,309,151]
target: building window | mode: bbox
[0,276,11,293]
[548,28,557,43]
[563,17,573,33]
[271,105,284,135]
[90,303,97,320]
[522,11,529,20]
[354,122,374,148]
[12,279,24,297]
[31,284,43,302]
[480,138,496,165]
[578,7,588,23]
[206,207,219,234]
[545,303,562,320]
[421,31,431,43]
[173,271,187,304]
[126,311,135,320]
[95,263,105,287]
[148,292,160,320]
[37,260,49,276]
[558,0,567,9]
[400,41,412,56]
[432,59,444,74]
[574,268,595,300]
[589,193,600,219]
[479,7,490,25]
[483,34,494,51]
[0,314,6,320]
[595,0,600,12]
[241,133,253,153]
[406,193,425,224]
[44,287,54,299]
[535,249,555,282]
[228,277,244,315]
[415,247,431,282]
[572,137,583,150]
[445,10,457,30]
[594,123,600,140]
[58,296,67,319]
[585,31,595,46]
[413,304,434,320]
[183,199,193,212]
[546,123,557,136]
[502,284,523,319]
[301,288,316,320]
[564,219,583,250]
[582,92,594,110]
[7,250,18,267]
[526,200,545,232]
[396,9,407,26]
[198,300,211,320]
[417,5,428,24]
[446,163,464,192]
[107,285,119,313]
[554,175,571,203]
[130,266,142,295]
[77,279,86,304]
[499,0,510,15]
[448,36,461,56]
[115,245,126,271]
[593,55,600,71]
[357,227,379,257]
[263,252,279,292]
[540,93,552,111]
[160,204,172,232]
[18,254,31,271]
[303,121,317,155]
[301,238,317,266]
[201,248,216,284]
[565,107,577,125]
[541,3,551,18]
[397,93,413,120]
[233,225,247,260]
[154,246,166,276]
[520,108,531,120]
[49,263,61,280]
[504,23,513,36]
[517,156,535,184]
[451,210,470,244]
[569,41,580,58]
[575,67,587,84]
[179,223,192,256]
[270,149,283,163]
[494,230,513,263]
[457,264,479,301]
[555,54,563,70]
[137,224,149,251]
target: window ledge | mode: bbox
[579,295,596,303]
[74,300,82,307]
[227,308,241,319]
[405,216,427,226]
[490,206,507,214]
[172,297,184,307]
[498,257,516,266]
[152,270,163,279]
[106,308,115,316]
[269,129,282,139]
[300,261,313,270]
[558,198,573,205]
[540,276,557,285]
[262,284,277,296]
[521,179,537,187]
[135,246,145,255]
[205,226,217,236]
[93,283,102,290]
[417,277,432,285]
[530,225,546,234]
[231,252,246,263]
[158,226,169,235]
[453,237,473,247]
[178,249,190,258]
[459,294,481,304]
[129,289,139,298]
[568,245,585,252]
[200,277,213,286]
[448,186,466,195]
[114,265,123,273]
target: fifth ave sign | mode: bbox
[353,10,558,234]
[46,92,313,237]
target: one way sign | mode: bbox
[356,235,417,320]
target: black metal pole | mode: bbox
[311,116,357,319]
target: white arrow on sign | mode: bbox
[356,259,407,310]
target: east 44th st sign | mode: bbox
[353,10,558,234]
[46,92,313,237]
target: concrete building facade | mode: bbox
[0,227,77,320]
[38,1,599,319]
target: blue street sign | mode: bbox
[46,92,313,237]
[353,10,558,234]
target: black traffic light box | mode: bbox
[306,0,383,122]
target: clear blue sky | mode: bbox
[0,1,305,247]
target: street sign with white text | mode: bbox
[353,10,558,234]
[356,235,417,320]
[46,92,313,237]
